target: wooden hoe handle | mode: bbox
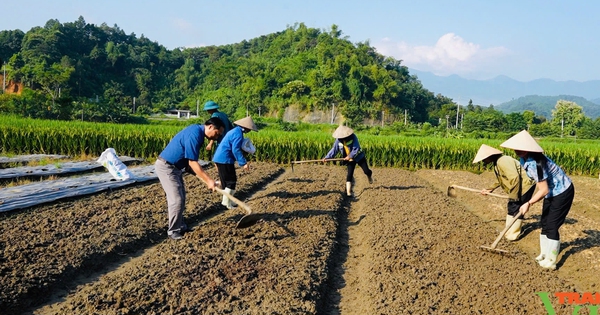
[450,185,508,199]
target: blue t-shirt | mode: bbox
[212,126,247,166]
[520,156,572,198]
[159,124,205,169]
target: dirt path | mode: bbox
[1,163,597,314]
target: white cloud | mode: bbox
[172,18,193,32]
[374,33,510,79]
[170,18,207,48]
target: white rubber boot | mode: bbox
[221,189,230,208]
[228,190,237,209]
[504,215,522,241]
[535,234,548,262]
[345,182,352,197]
[539,239,560,270]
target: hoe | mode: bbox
[199,177,260,229]
[291,158,345,171]
[447,184,508,199]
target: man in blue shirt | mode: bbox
[155,117,225,240]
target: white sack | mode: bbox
[97,148,133,181]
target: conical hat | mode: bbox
[500,130,544,153]
[332,125,354,138]
[234,116,258,131]
[472,144,503,163]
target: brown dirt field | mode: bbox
[1,162,598,314]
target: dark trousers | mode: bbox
[215,163,237,190]
[541,184,575,240]
[507,186,536,217]
[346,158,372,182]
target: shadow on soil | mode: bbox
[558,229,600,269]
[315,194,354,315]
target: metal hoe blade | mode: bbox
[236,213,261,229]
[447,186,457,197]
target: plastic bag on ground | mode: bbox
[97,148,133,181]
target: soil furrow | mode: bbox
[2,163,284,314]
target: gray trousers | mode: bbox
[155,159,186,235]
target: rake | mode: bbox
[480,212,522,255]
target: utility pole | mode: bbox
[456,105,460,129]
[2,62,6,93]
[561,113,564,138]
[331,103,335,124]
[196,99,199,117]
[258,106,261,117]
[133,97,136,113]
[381,111,384,127]
[446,115,450,129]
[404,109,407,125]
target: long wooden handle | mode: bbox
[292,158,345,164]
[195,175,252,215]
[489,213,523,249]
[216,187,252,214]
[451,185,508,199]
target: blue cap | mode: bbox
[203,100,219,110]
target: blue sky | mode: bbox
[3,0,599,82]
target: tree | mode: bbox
[551,100,584,137]
[33,60,74,107]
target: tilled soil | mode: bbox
[1,162,598,314]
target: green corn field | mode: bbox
[2,115,600,177]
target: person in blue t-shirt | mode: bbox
[501,130,575,270]
[212,116,258,209]
[155,117,225,240]
[203,100,234,152]
[322,125,373,197]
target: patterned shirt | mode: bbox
[520,156,572,198]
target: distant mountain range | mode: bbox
[410,69,600,109]
[495,95,600,119]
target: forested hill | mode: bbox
[496,95,600,119]
[0,17,454,125]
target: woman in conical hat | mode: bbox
[500,130,575,270]
[212,116,258,209]
[322,125,373,197]
[473,144,536,241]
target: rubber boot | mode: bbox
[539,239,560,270]
[504,214,522,241]
[368,175,374,184]
[221,188,230,208]
[228,190,237,209]
[345,181,352,197]
[535,234,548,262]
